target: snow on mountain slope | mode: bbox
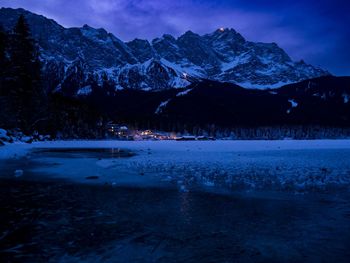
[117,58,190,90]
[0,8,330,93]
[176,88,193,97]
[155,99,171,114]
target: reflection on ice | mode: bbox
[9,142,350,193]
[0,141,350,262]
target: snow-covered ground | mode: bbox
[1,140,350,192]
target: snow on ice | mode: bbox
[1,140,350,193]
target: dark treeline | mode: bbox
[120,119,350,140]
[0,15,102,138]
[0,15,349,139]
[0,15,44,132]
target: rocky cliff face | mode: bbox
[0,8,330,94]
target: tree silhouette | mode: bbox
[8,15,45,132]
[0,25,7,95]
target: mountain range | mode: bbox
[0,7,330,94]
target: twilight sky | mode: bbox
[1,0,349,75]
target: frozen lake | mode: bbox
[0,140,350,262]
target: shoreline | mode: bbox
[2,139,350,160]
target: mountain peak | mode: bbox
[214,27,235,33]
[206,27,246,43]
[0,7,330,91]
[180,30,200,39]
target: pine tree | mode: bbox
[8,15,45,132]
[0,25,8,95]
[101,72,115,96]
[0,25,12,128]
[0,26,5,61]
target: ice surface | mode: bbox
[1,140,350,192]
[1,140,350,261]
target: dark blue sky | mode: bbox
[1,0,349,75]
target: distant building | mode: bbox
[106,122,131,139]
[137,130,171,140]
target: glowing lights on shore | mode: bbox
[140,130,152,136]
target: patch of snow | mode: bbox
[171,77,191,89]
[142,86,153,91]
[115,85,124,91]
[95,67,120,81]
[116,58,193,90]
[286,99,298,114]
[53,84,62,93]
[81,26,100,39]
[140,58,154,70]
[179,185,189,193]
[176,89,193,97]
[77,85,92,96]
[0,129,9,141]
[288,99,298,108]
[14,169,24,178]
[221,53,249,71]
[155,99,171,114]
[343,93,349,104]
[160,58,205,78]
[258,55,274,65]
[234,81,292,90]
[307,81,311,90]
[21,136,32,144]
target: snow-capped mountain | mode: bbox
[0,8,329,93]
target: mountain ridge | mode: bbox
[0,7,330,93]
